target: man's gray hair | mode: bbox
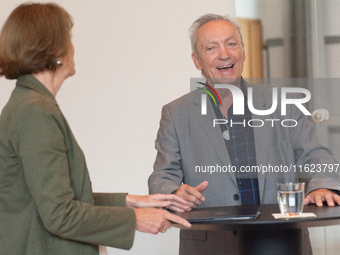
[189,13,243,55]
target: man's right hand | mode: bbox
[175,181,209,209]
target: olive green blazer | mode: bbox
[0,75,136,255]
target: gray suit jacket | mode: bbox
[148,79,340,254]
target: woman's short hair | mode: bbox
[0,2,73,79]
[189,13,243,55]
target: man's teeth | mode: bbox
[217,65,233,70]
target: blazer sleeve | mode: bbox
[18,102,136,250]
[148,105,184,194]
[286,93,340,193]
[93,193,128,206]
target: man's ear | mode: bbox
[191,52,202,71]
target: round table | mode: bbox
[174,204,340,255]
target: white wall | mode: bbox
[0,1,235,254]
[235,0,260,19]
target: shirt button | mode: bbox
[235,158,238,162]
[232,135,236,139]
[238,182,242,186]
[233,194,239,201]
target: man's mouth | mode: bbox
[217,64,234,70]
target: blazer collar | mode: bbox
[192,81,235,183]
[16,74,58,105]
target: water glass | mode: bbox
[277,182,305,216]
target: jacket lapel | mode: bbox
[192,89,237,185]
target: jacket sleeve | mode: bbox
[286,92,340,193]
[148,105,184,195]
[93,193,128,206]
[18,102,136,250]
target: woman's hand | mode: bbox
[126,194,191,212]
[133,207,191,234]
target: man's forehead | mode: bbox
[199,20,236,31]
[197,20,240,44]
[197,20,239,38]
[206,36,237,44]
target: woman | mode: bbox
[0,3,190,255]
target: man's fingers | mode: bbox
[187,186,205,202]
[325,192,340,206]
[176,185,204,206]
[333,194,340,205]
[185,192,204,206]
[196,181,209,193]
[303,195,312,205]
[177,194,199,208]
[314,194,324,206]
[305,189,340,207]
[308,189,340,207]
[323,193,332,206]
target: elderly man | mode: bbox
[148,13,340,254]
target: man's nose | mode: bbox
[218,45,230,60]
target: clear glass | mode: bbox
[277,182,305,216]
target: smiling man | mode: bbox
[191,19,245,86]
[148,14,340,255]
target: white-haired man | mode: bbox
[149,13,340,254]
